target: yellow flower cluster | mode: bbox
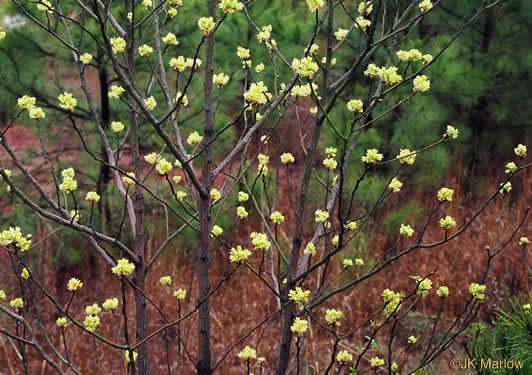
[244,81,271,106]
[291,83,314,97]
[388,177,403,193]
[0,290,6,300]
[56,317,68,327]
[162,32,179,46]
[255,63,265,73]
[270,211,285,224]
[160,276,172,286]
[439,216,456,229]
[257,25,272,44]
[514,143,527,158]
[84,315,100,332]
[125,351,138,363]
[250,232,271,250]
[419,0,433,13]
[355,16,371,31]
[108,84,125,99]
[58,92,77,112]
[21,268,29,279]
[237,46,251,60]
[67,278,83,291]
[413,75,431,92]
[445,125,459,139]
[323,157,337,170]
[520,237,529,246]
[381,289,403,317]
[111,121,125,133]
[336,350,353,363]
[469,283,486,302]
[86,303,101,316]
[187,131,203,145]
[292,56,318,79]
[437,187,454,202]
[122,172,135,186]
[417,278,433,297]
[144,96,157,111]
[399,224,414,237]
[198,17,216,36]
[306,0,324,12]
[290,317,308,336]
[29,108,46,120]
[314,209,329,223]
[219,0,244,14]
[238,345,257,360]
[499,182,512,195]
[334,28,348,41]
[17,95,36,110]
[111,258,135,277]
[358,1,373,15]
[505,162,517,174]
[103,298,119,310]
[280,153,295,164]
[238,191,249,202]
[156,158,173,175]
[142,0,152,9]
[213,72,229,88]
[304,243,316,255]
[173,289,186,300]
[325,309,342,325]
[437,286,449,298]
[371,357,385,367]
[144,152,160,165]
[85,191,100,203]
[211,225,223,236]
[174,91,189,106]
[60,167,78,193]
[37,0,53,12]
[10,298,24,310]
[138,44,154,57]
[229,245,252,263]
[397,149,416,165]
[110,37,126,54]
[347,99,363,113]
[0,227,32,252]
[361,148,383,164]
[288,287,310,306]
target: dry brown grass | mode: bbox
[0,157,530,374]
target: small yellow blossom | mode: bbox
[160,276,172,286]
[219,0,244,14]
[399,224,414,237]
[102,298,119,310]
[364,63,380,78]
[413,75,431,92]
[520,237,529,246]
[210,188,221,201]
[29,107,46,120]
[162,32,179,46]
[237,206,248,219]
[255,63,265,73]
[37,0,53,12]
[10,298,23,310]
[138,44,154,57]
[238,191,249,202]
[499,182,512,195]
[445,125,459,139]
[304,243,316,255]
[288,287,309,306]
[17,95,36,111]
[156,158,173,175]
[361,148,383,164]
[67,278,83,291]
[213,73,229,88]
[469,283,486,302]
[198,17,216,36]
[187,131,203,145]
[211,225,223,237]
[371,357,385,367]
[85,191,100,203]
[397,149,416,165]
[250,232,271,250]
[437,286,449,298]
[110,37,126,54]
[290,317,308,336]
[347,99,363,113]
[315,209,329,223]
[325,309,342,325]
[439,216,456,230]
[389,177,403,193]
[505,162,517,174]
[419,0,433,13]
[144,152,160,165]
[292,56,318,79]
[270,211,285,224]
[336,350,352,363]
[280,153,295,164]
[56,317,68,327]
[306,0,324,12]
[111,121,125,133]
[109,85,125,99]
[238,345,257,361]
[144,96,157,111]
[112,258,135,277]
[437,187,454,202]
[514,144,527,158]
[230,245,252,263]
[125,351,138,363]
[21,268,29,279]
[334,28,348,41]
[173,289,186,300]
[122,172,136,186]
[84,315,100,332]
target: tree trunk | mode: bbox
[197,1,216,374]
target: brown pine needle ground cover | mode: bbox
[0,162,529,374]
